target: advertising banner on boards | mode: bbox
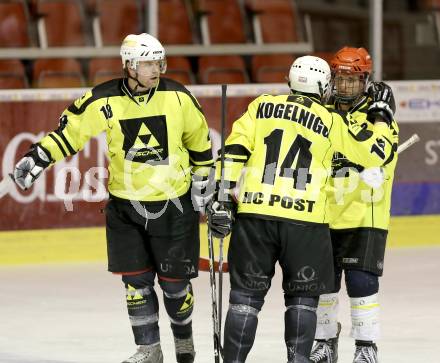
[0,82,439,230]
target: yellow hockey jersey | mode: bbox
[216,93,396,225]
[327,97,399,230]
[40,77,213,202]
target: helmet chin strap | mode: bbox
[129,73,150,92]
[335,94,357,104]
[125,66,153,94]
[335,92,367,111]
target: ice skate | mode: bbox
[353,342,378,363]
[122,343,163,363]
[310,323,341,363]
[174,335,195,363]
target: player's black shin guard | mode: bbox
[159,279,194,339]
[284,296,319,363]
[160,279,195,363]
[122,272,160,346]
[223,289,265,363]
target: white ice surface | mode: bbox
[0,247,439,363]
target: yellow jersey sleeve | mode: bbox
[328,111,400,230]
[181,92,213,177]
[40,89,107,161]
[215,95,259,190]
[329,110,396,168]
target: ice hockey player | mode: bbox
[13,33,214,363]
[309,47,398,363]
[206,55,397,363]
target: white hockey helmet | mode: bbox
[288,56,331,101]
[120,33,166,73]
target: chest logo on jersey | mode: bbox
[119,115,169,164]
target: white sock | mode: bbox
[350,293,380,341]
[315,293,339,340]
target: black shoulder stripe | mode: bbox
[158,77,204,113]
[224,144,251,158]
[188,148,213,163]
[331,108,348,119]
[286,94,313,108]
[54,129,76,155]
[48,133,67,157]
[331,108,353,126]
[157,77,187,92]
[68,78,124,115]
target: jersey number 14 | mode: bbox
[262,129,312,190]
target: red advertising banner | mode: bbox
[1,81,440,230]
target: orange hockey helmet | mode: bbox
[330,47,372,77]
[330,47,372,104]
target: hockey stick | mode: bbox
[207,229,221,363]
[206,84,228,363]
[397,133,420,154]
[217,84,227,357]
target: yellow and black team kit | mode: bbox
[327,96,399,276]
[40,77,213,201]
[39,77,214,275]
[217,93,396,296]
[218,93,396,224]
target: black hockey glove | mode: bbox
[367,81,396,125]
[13,143,52,190]
[206,200,235,239]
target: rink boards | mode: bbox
[0,215,439,266]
